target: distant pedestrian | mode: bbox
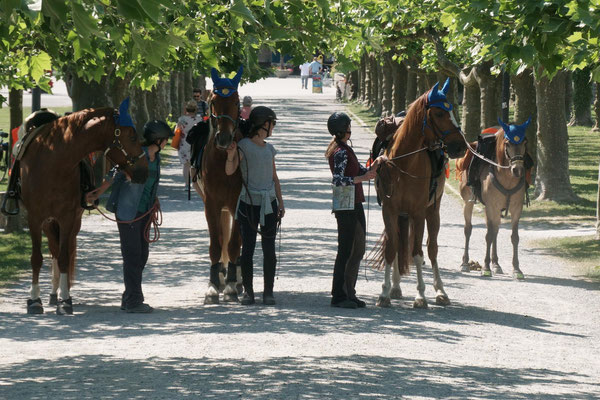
[175,100,203,187]
[241,96,253,120]
[300,62,311,89]
[193,88,208,118]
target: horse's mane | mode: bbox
[495,130,507,166]
[390,93,427,154]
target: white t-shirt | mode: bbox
[300,62,311,76]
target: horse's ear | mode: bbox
[211,68,220,83]
[498,117,510,135]
[119,97,130,114]
[232,65,243,87]
[441,77,450,95]
[521,116,532,130]
[431,81,440,94]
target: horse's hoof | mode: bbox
[27,298,44,314]
[376,296,391,308]
[513,270,525,280]
[390,287,403,299]
[493,265,504,274]
[56,297,73,315]
[460,263,470,272]
[236,283,243,295]
[435,295,450,306]
[204,294,220,305]
[48,293,58,306]
[481,269,492,278]
[222,292,239,303]
[413,298,428,309]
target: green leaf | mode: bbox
[71,3,102,38]
[592,65,600,83]
[30,51,52,82]
[135,0,161,23]
[116,0,145,21]
[230,0,260,26]
[41,0,69,23]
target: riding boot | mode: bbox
[226,261,237,283]
[209,263,221,288]
[264,264,275,297]
[241,262,253,296]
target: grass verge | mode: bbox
[530,235,600,280]
[0,231,34,287]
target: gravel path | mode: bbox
[1,78,599,399]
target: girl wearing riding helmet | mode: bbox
[325,112,386,309]
[86,120,173,313]
[225,106,284,306]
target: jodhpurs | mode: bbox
[237,200,278,296]
[118,212,150,308]
[332,202,366,303]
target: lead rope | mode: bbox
[92,199,162,243]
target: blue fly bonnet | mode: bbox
[498,117,531,144]
[115,97,135,131]
[211,65,243,97]
[427,78,453,111]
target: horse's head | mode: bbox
[105,99,148,183]
[423,78,466,159]
[210,66,243,150]
[498,117,531,178]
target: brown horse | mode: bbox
[374,78,466,308]
[456,119,531,279]
[18,101,148,314]
[198,67,243,304]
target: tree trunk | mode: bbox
[107,76,130,109]
[375,60,383,115]
[474,62,501,129]
[370,56,379,111]
[461,74,481,141]
[569,67,593,127]
[364,54,372,107]
[170,72,180,119]
[4,89,24,233]
[416,73,429,97]
[593,82,600,132]
[184,68,194,104]
[381,54,393,117]
[177,71,186,116]
[348,70,358,101]
[65,72,106,111]
[565,71,573,123]
[405,69,417,105]
[392,60,407,115]
[511,69,538,161]
[534,70,578,202]
[597,159,600,239]
[130,86,149,134]
[359,53,366,103]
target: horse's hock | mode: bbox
[0,192,28,232]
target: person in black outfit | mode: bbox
[325,112,386,309]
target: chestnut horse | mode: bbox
[198,67,243,304]
[374,78,466,308]
[18,100,148,314]
[456,119,532,279]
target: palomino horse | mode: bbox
[17,98,148,314]
[198,66,244,304]
[456,118,532,279]
[374,78,467,308]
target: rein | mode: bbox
[92,200,163,243]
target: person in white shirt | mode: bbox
[300,62,311,89]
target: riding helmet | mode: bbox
[143,120,174,142]
[249,106,277,129]
[327,112,351,136]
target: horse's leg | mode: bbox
[511,206,525,280]
[44,221,60,306]
[219,209,231,291]
[461,198,474,272]
[491,234,503,274]
[27,221,44,314]
[376,212,398,307]
[204,202,222,304]
[482,210,500,278]
[222,211,240,302]
[426,204,450,306]
[390,255,402,299]
[412,218,428,309]
[376,255,393,308]
[56,217,77,315]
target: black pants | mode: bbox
[332,203,366,303]
[237,200,278,296]
[118,212,150,308]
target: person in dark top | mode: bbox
[325,112,386,309]
[86,120,173,313]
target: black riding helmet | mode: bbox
[249,106,277,130]
[327,112,351,137]
[143,120,173,143]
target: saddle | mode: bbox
[186,120,210,178]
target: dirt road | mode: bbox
[1,78,599,399]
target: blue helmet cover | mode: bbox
[427,77,453,111]
[211,65,243,97]
[117,97,136,130]
[498,117,531,144]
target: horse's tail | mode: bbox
[368,231,387,271]
[396,214,410,276]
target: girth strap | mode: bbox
[490,166,526,217]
